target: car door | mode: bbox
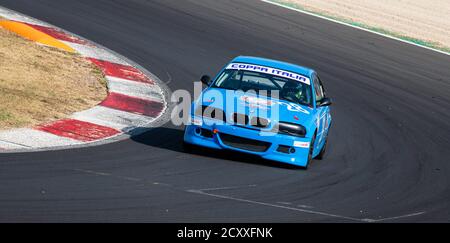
[318,76,331,138]
[313,75,329,151]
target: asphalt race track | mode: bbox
[0,0,449,222]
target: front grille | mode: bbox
[219,133,271,152]
[199,128,213,138]
[232,113,249,126]
[196,105,226,122]
[250,117,269,128]
[231,113,270,129]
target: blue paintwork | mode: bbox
[184,56,332,167]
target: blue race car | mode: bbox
[183,56,332,168]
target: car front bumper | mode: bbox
[183,118,312,167]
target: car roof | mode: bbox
[231,56,314,77]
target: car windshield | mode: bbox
[212,69,313,107]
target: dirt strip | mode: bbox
[277,0,450,50]
[0,22,107,130]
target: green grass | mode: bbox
[0,110,13,121]
[267,0,450,54]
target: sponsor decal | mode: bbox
[241,96,273,106]
[282,102,310,114]
[204,98,215,103]
[239,96,310,114]
[293,141,310,148]
[192,118,203,126]
[226,63,310,85]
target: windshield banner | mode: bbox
[226,63,311,85]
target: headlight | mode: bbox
[276,122,306,137]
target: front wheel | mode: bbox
[306,133,316,169]
[182,141,195,153]
[315,136,328,160]
[182,125,195,153]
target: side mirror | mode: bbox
[200,75,212,85]
[318,97,332,107]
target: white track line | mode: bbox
[261,0,450,57]
[187,187,426,222]
[370,211,426,222]
[187,189,364,222]
[193,185,258,192]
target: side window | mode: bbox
[317,76,326,97]
[215,71,231,86]
[313,75,324,103]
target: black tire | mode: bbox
[183,141,195,153]
[182,125,195,152]
[306,133,316,169]
[315,136,328,160]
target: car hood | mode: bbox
[197,88,314,127]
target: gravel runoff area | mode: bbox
[272,0,450,52]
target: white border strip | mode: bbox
[0,7,52,27]
[261,0,450,57]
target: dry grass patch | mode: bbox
[0,23,107,130]
[274,0,450,52]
